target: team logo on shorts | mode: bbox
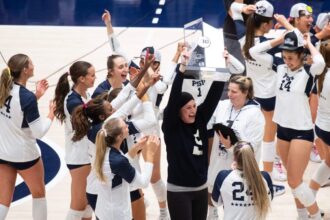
[11,138,67,206]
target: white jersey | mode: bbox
[250,40,325,130]
[64,90,91,164]
[207,99,265,192]
[316,68,330,131]
[245,37,278,98]
[95,147,153,220]
[0,83,51,162]
[211,169,273,220]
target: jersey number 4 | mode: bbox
[279,74,294,92]
[4,95,13,113]
[232,182,253,201]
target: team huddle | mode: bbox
[1,1,330,220]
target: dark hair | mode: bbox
[108,88,122,102]
[71,96,111,142]
[0,54,30,107]
[243,14,273,60]
[318,41,330,94]
[54,61,92,123]
[107,54,124,78]
[229,75,254,99]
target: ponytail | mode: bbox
[0,54,29,107]
[0,68,13,107]
[318,41,330,94]
[243,14,273,60]
[71,104,90,142]
[54,72,70,123]
[234,141,270,219]
[94,130,107,182]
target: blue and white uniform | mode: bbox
[249,39,325,131]
[211,170,273,220]
[95,146,153,220]
[315,68,330,145]
[0,83,51,162]
[64,90,91,165]
[207,99,265,192]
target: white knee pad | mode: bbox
[66,209,84,220]
[32,198,47,220]
[312,161,330,185]
[262,141,276,162]
[0,204,9,220]
[152,179,167,203]
[292,182,315,207]
[82,205,93,218]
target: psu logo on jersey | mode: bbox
[11,138,66,207]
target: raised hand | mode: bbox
[102,9,111,25]
[35,79,49,100]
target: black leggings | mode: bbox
[167,188,208,220]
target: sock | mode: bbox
[159,208,168,217]
[0,204,9,220]
[66,209,84,220]
[297,208,308,219]
[32,198,47,220]
[310,210,322,220]
[208,205,218,217]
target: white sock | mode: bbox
[208,205,218,217]
[0,204,9,220]
[159,208,168,217]
[310,210,322,220]
[32,198,47,220]
[66,208,84,220]
[297,208,308,219]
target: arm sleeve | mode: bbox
[198,81,225,123]
[111,83,136,110]
[261,171,274,200]
[211,170,232,207]
[108,95,141,120]
[227,54,245,74]
[131,101,157,131]
[239,109,265,155]
[153,80,168,94]
[129,162,154,188]
[29,117,52,139]
[310,54,326,77]
[162,61,178,85]
[108,34,131,62]
[162,65,185,129]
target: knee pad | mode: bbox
[66,209,84,220]
[152,179,167,203]
[82,205,93,218]
[262,141,276,162]
[0,204,9,220]
[292,182,315,207]
[312,161,330,185]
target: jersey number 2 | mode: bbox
[232,182,244,201]
[4,96,13,113]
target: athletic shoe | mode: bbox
[273,184,285,197]
[273,157,287,182]
[310,145,321,163]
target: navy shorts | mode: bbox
[66,163,91,170]
[130,189,143,202]
[277,125,314,142]
[315,125,330,146]
[0,157,40,170]
[255,96,276,112]
[86,192,98,211]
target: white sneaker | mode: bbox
[273,157,287,182]
[273,184,286,197]
[207,206,219,220]
[310,145,321,163]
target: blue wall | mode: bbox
[0,0,328,27]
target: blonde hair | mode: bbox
[94,117,123,182]
[229,75,254,99]
[0,54,29,107]
[234,141,270,220]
